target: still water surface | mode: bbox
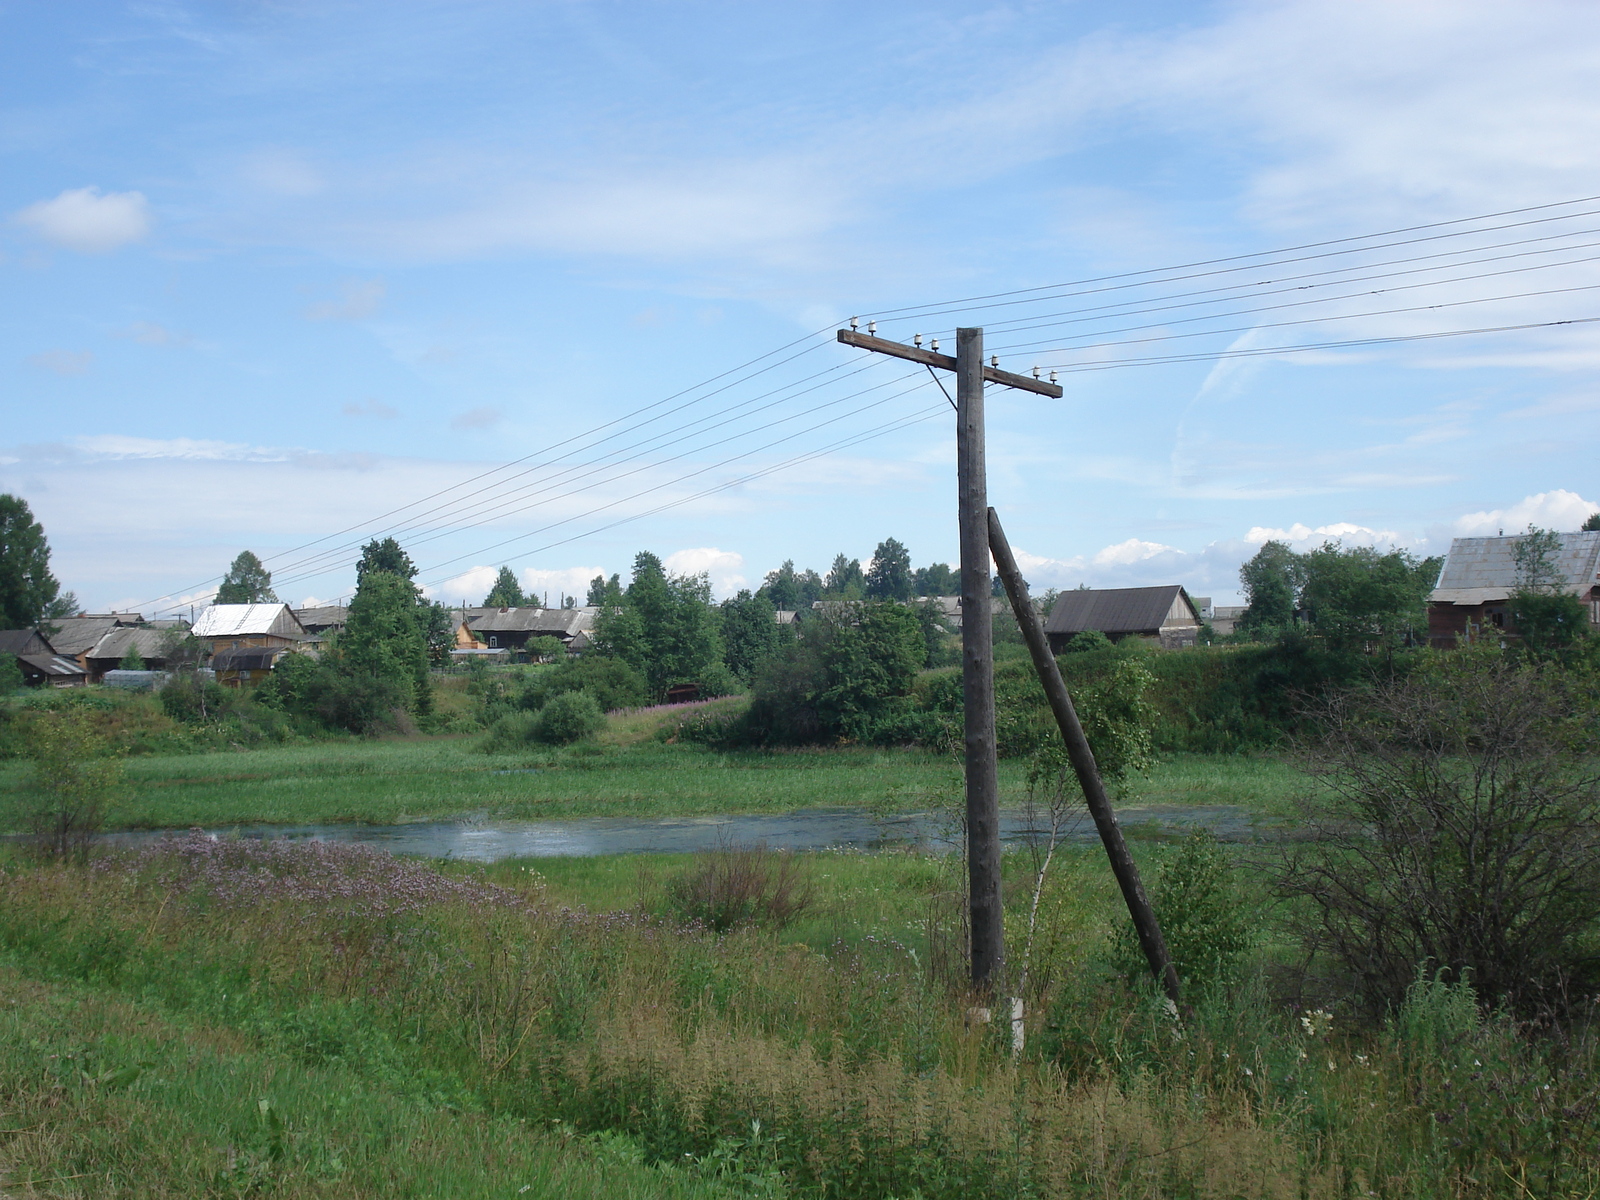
[102,804,1261,862]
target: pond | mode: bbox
[100,803,1266,862]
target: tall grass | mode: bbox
[3,837,1596,1197]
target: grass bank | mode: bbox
[0,733,1302,832]
[2,836,1593,1198]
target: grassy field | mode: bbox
[0,730,1307,833]
[3,833,1593,1199]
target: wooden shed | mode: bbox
[1043,585,1202,651]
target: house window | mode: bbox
[489,636,498,648]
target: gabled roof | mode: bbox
[1431,532,1600,604]
[0,629,52,657]
[191,603,305,639]
[45,617,122,658]
[86,626,171,662]
[1044,585,1198,636]
[466,607,596,636]
[292,605,349,631]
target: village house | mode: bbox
[0,628,86,687]
[190,603,309,686]
[1427,530,1600,648]
[82,626,173,683]
[1043,585,1203,652]
[457,606,598,656]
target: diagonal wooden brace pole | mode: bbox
[987,506,1182,1006]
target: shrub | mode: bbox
[663,844,813,932]
[528,691,605,744]
[1278,650,1600,1013]
[159,673,228,723]
[17,706,121,861]
[519,655,649,714]
[1064,629,1113,653]
[0,651,22,692]
[1112,831,1252,995]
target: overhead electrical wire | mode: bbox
[132,194,1600,613]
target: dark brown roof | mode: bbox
[1043,586,1198,636]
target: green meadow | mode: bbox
[0,734,1304,832]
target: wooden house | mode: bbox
[191,604,307,683]
[461,607,597,655]
[1427,531,1600,647]
[0,628,87,687]
[1043,585,1202,651]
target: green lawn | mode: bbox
[0,732,1306,832]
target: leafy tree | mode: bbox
[1237,540,1303,637]
[720,588,781,682]
[483,566,525,608]
[356,537,417,584]
[1509,526,1588,662]
[526,634,567,662]
[0,494,63,628]
[864,538,914,601]
[42,591,79,623]
[823,554,865,599]
[215,551,278,605]
[760,560,823,611]
[1584,512,1600,532]
[118,645,146,671]
[911,598,958,668]
[0,651,23,691]
[341,569,431,718]
[913,562,957,596]
[592,552,724,700]
[742,602,924,744]
[1297,543,1440,655]
[586,573,623,606]
[519,654,649,714]
[418,600,455,665]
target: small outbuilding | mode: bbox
[83,626,173,682]
[1043,585,1202,651]
[191,603,308,656]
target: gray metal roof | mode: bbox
[18,653,86,677]
[466,607,596,636]
[292,605,349,631]
[1431,532,1600,603]
[1043,585,1198,636]
[45,617,121,657]
[86,626,170,662]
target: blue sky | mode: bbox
[4,0,1599,615]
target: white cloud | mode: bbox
[425,563,606,607]
[1453,489,1600,536]
[67,435,287,462]
[1091,538,1180,567]
[305,278,385,321]
[1243,521,1406,550]
[26,349,92,376]
[14,187,151,253]
[665,547,747,597]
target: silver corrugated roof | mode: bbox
[86,626,170,661]
[466,607,597,635]
[1431,532,1600,602]
[44,617,122,657]
[192,604,303,639]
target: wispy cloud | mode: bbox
[26,349,93,376]
[305,278,385,321]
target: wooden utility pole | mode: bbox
[987,508,1181,1005]
[956,327,1002,987]
[838,324,1059,991]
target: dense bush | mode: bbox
[518,655,649,715]
[730,603,925,746]
[1279,649,1600,1014]
[528,691,605,744]
[256,652,408,734]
